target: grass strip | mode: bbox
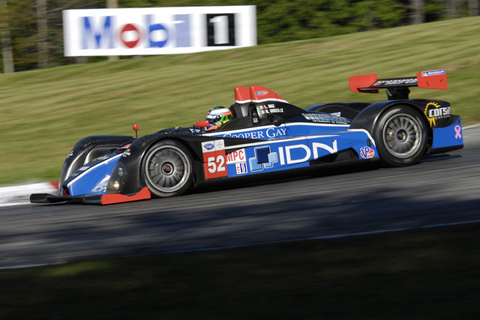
[1,223,480,319]
[1,17,480,185]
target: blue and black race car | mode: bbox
[31,69,463,205]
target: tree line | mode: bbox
[1,0,479,73]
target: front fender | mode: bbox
[59,135,134,192]
[105,133,209,195]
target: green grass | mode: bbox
[2,17,480,185]
[2,223,480,319]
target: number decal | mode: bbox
[207,156,216,173]
[202,140,228,179]
[217,155,226,172]
[203,152,228,179]
[207,155,226,175]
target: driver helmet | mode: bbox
[205,106,233,130]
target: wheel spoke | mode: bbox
[155,174,167,186]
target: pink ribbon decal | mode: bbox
[455,125,462,139]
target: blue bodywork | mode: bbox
[206,123,379,178]
[31,81,464,205]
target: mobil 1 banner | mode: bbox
[63,6,257,57]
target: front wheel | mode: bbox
[142,140,193,197]
[374,106,428,167]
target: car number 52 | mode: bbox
[204,152,228,179]
[208,155,226,173]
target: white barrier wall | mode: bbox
[63,6,257,56]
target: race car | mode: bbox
[31,69,463,205]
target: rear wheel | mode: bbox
[142,140,193,197]
[374,106,428,167]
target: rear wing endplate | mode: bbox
[349,69,447,100]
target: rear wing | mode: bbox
[349,69,447,100]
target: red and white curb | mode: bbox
[0,182,58,207]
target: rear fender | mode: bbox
[349,100,433,148]
[350,99,454,131]
[349,99,455,153]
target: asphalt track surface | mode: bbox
[1,126,479,269]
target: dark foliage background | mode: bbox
[0,0,478,72]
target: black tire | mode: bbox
[142,140,193,197]
[374,106,428,167]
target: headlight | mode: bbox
[106,163,127,194]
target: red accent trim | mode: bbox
[349,74,378,93]
[234,86,251,103]
[417,70,448,90]
[101,187,151,205]
[195,120,210,128]
[249,85,287,103]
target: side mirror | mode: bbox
[195,120,210,128]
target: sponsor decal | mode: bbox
[249,146,278,171]
[424,102,451,127]
[204,143,215,151]
[63,6,256,56]
[422,69,446,77]
[360,146,375,159]
[278,141,338,165]
[236,162,248,174]
[455,125,462,139]
[222,127,287,139]
[91,175,111,194]
[226,149,246,164]
[227,149,248,175]
[255,90,269,96]
[214,139,225,150]
[302,113,350,124]
[373,78,417,86]
[202,140,224,153]
[248,140,339,171]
